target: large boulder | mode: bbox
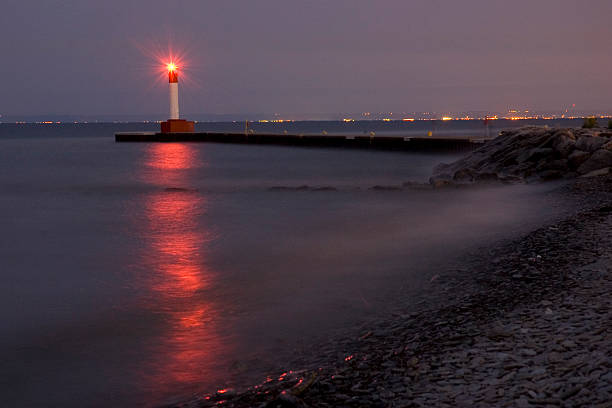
[551,131,576,157]
[568,150,591,169]
[577,149,612,175]
[517,148,554,163]
[537,159,569,172]
[575,136,607,152]
[452,168,475,182]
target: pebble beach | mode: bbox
[177,137,612,407]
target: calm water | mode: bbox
[0,123,570,407]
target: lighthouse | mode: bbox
[160,62,195,134]
[168,63,179,119]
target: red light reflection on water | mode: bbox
[137,143,224,398]
[145,143,199,171]
[147,193,210,295]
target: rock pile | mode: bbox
[430,127,612,187]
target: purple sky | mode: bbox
[1,0,611,117]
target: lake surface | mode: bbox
[0,123,570,407]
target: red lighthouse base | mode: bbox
[160,119,195,134]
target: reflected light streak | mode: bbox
[146,143,200,171]
[143,143,203,188]
[136,142,225,398]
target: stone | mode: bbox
[561,340,576,348]
[553,128,576,140]
[518,148,555,164]
[453,168,475,182]
[552,133,576,157]
[538,159,569,171]
[577,150,612,175]
[499,174,524,184]
[430,177,453,188]
[580,168,610,178]
[521,348,537,357]
[516,397,531,407]
[568,150,591,169]
[474,172,499,182]
[576,136,607,153]
[428,127,607,186]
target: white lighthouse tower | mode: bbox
[168,63,179,120]
[160,62,194,133]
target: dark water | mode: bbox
[0,123,569,407]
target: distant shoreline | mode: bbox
[0,117,609,125]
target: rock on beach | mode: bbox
[430,126,612,186]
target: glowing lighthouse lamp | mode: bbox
[160,62,195,134]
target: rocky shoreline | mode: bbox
[174,174,612,407]
[430,126,612,187]
[171,128,612,408]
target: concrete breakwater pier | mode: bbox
[115,131,489,152]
